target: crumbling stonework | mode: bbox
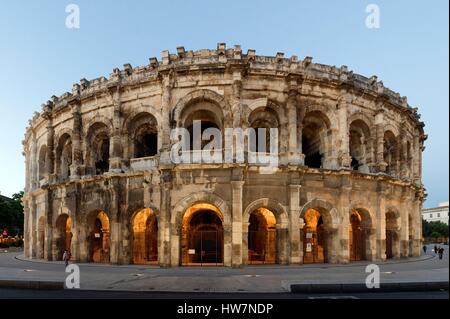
[22,44,426,267]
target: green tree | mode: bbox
[423,219,449,238]
[0,191,24,236]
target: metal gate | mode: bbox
[185,230,223,266]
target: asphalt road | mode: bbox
[0,288,448,299]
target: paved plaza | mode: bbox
[0,245,447,293]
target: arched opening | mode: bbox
[386,211,399,259]
[302,208,327,263]
[302,111,330,169]
[38,145,47,181]
[37,216,46,259]
[132,208,158,264]
[86,123,110,176]
[184,110,221,151]
[248,208,277,264]
[349,208,373,261]
[55,214,73,261]
[349,211,364,261]
[384,131,398,176]
[129,113,159,158]
[248,108,279,153]
[95,138,110,175]
[181,203,224,266]
[56,134,72,180]
[135,129,158,158]
[87,211,110,263]
[349,120,371,173]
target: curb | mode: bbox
[0,279,64,290]
[288,281,449,293]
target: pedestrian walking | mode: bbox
[438,247,444,260]
[434,245,438,254]
[63,250,71,267]
[423,245,427,254]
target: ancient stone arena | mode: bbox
[22,44,426,267]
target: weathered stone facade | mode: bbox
[22,44,426,267]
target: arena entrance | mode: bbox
[386,211,399,259]
[55,214,73,261]
[349,211,364,261]
[88,210,110,263]
[302,208,327,264]
[181,203,224,266]
[132,208,158,264]
[248,208,277,264]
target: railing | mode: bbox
[130,156,159,171]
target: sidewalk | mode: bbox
[1,249,448,293]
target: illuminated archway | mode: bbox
[181,203,224,266]
[55,214,73,261]
[349,208,373,261]
[87,211,110,263]
[302,208,327,263]
[248,208,277,264]
[132,208,158,264]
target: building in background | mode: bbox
[422,202,449,225]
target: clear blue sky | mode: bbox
[0,1,448,208]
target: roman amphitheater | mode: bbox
[22,44,426,267]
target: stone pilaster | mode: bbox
[109,87,123,172]
[159,73,174,165]
[288,184,301,264]
[231,180,244,267]
[337,179,351,264]
[375,109,387,172]
[375,183,387,261]
[338,93,352,168]
[287,87,300,165]
[70,102,83,178]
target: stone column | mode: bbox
[276,225,289,265]
[338,93,352,168]
[375,184,387,261]
[287,90,300,165]
[298,218,305,264]
[70,102,83,178]
[242,222,249,265]
[23,199,31,257]
[70,185,81,261]
[375,110,387,172]
[337,182,351,264]
[30,134,38,190]
[400,193,410,258]
[326,226,339,264]
[109,88,123,172]
[109,178,121,264]
[159,73,174,165]
[45,190,54,261]
[159,171,173,267]
[231,181,244,267]
[288,184,301,264]
[30,198,37,258]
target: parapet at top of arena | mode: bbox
[30,43,423,128]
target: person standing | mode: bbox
[63,250,71,267]
[423,245,427,254]
[438,247,444,260]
